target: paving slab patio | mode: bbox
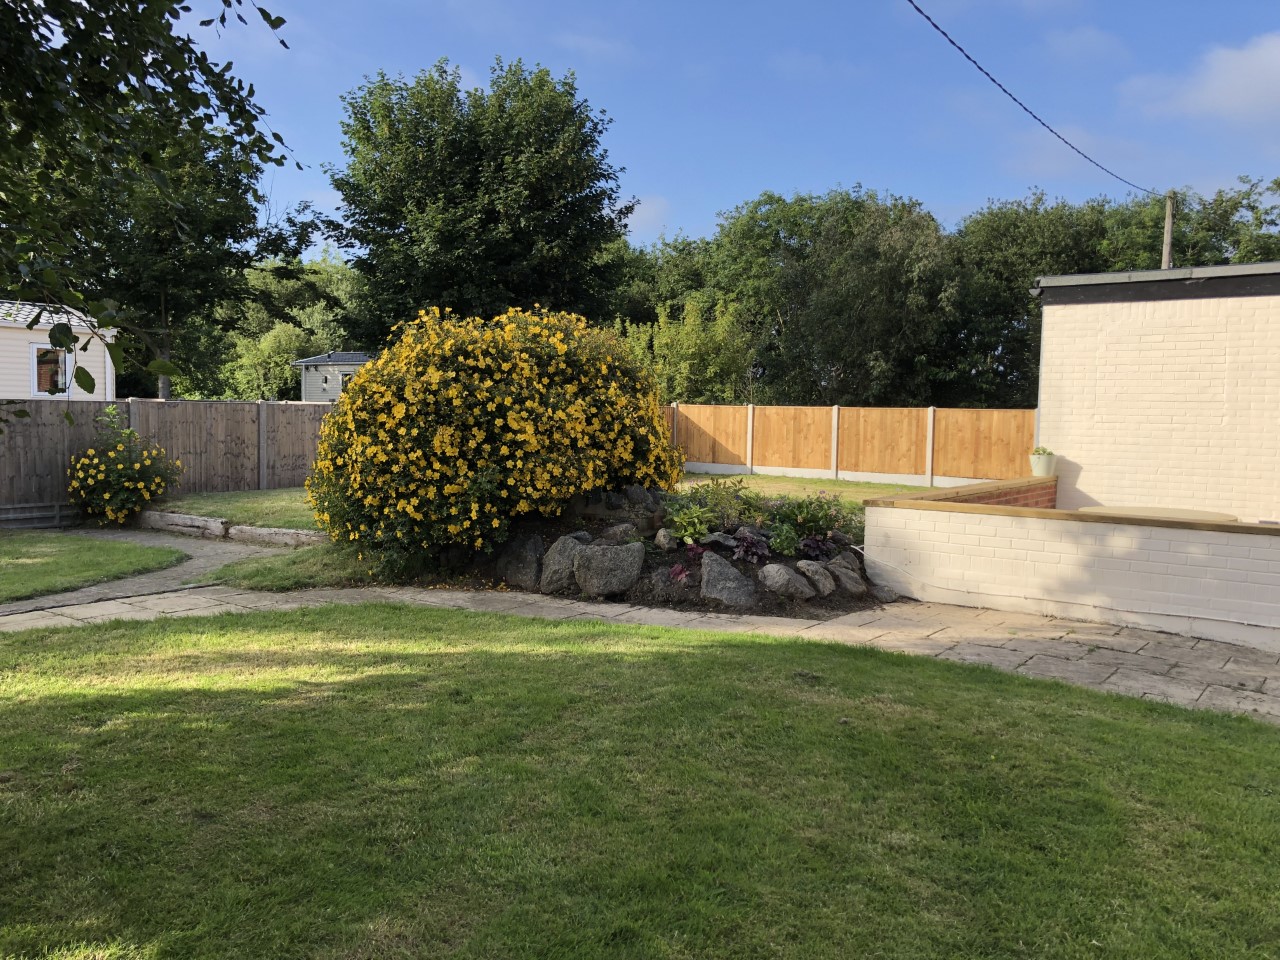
[4,529,1280,724]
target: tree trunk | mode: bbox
[157,290,171,400]
[157,334,172,400]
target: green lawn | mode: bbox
[199,543,374,592]
[2,604,1277,959]
[0,532,185,603]
[682,472,924,505]
[162,487,318,530]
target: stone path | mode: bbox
[0,528,283,617]
[3,530,1280,724]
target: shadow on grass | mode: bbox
[2,605,1279,959]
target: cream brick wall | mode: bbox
[864,505,1280,651]
[1038,294,1280,521]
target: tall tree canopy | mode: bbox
[331,58,634,344]
[619,178,1280,408]
[1,0,293,390]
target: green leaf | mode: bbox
[147,359,182,377]
[13,409,31,419]
[48,322,76,349]
[73,366,97,393]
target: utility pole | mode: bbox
[1161,190,1175,269]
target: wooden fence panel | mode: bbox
[837,407,928,475]
[752,406,831,470]
[933,408,1035,480]
[0,400,112,506]
[130,400,260,494]
[263,402,330,488]
[678,404,747,465]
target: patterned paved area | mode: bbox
[4,531,1280,724]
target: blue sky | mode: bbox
[206,0,1280,245]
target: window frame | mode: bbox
[30,343,70,397]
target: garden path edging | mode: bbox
[137,509,324,548]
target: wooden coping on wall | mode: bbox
[865,478,1280,539]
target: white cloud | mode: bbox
[627,195,671,238]
[1124,32,1280,124]
[1044,25,1127,63]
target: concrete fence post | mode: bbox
[925,406,937,487]
[671,402,679,449]
[830,405,840,479]
[126,396,134,429]
[745,404,755,474]
[257,399,268,490]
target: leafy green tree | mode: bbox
[331,58,634,342]
[941,194,1108,407]
[215,254,359,400]
[73,123,314,398]
[1,0,293,391]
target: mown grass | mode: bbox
[0,532,185,602]
[2,603,1278,959]
[198,543,375,592]
[161,487,317,530]
[682,472,924,505]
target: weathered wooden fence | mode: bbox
[2,397,1035,526]
[663,403,1036,485]
[0,398,330,524]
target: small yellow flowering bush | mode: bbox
[68,406,183,525]
[307,307,683,567]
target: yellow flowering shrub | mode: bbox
[67,406,183,525]
[307,307,683,565]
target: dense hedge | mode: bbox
[307,307,682,563]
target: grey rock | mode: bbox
[645,487,665,511]
[567,530,594,544]
[733,525,766,541]
[700,552,756,609]
[600,522,637,544]
[624,484,650,506]
[758,563,816,600]
[540,536,585,594]
[496,535,544,592]
[870,582,901,604]
[830,550,864,573]
[826,563,868,599]
[604,491,626,510]
[574,541,645,597]
[654,527,678,552]
[701,532,739,549]
[795,560,836,597]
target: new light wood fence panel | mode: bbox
[0,400,112,506]
[932,408,1035,480]
[263,403,329,488]
[752,406,832,470]
[838,407,928,475]
[678,404,747,465]
[130,400,259,494]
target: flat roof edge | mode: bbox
[1035,261,1280,288]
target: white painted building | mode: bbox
[863,262,1280,649]
[291,351,371,403]
[1036,262,1280,524]
[0,301,115,400]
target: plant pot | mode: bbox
[1029,454,1057,477]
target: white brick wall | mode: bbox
[865,505,1280,651]
[1038,295,1280,522]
